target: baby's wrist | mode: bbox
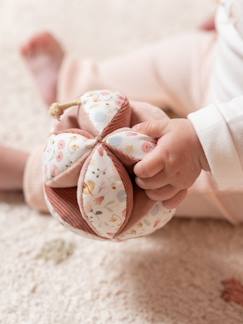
[187,119,210,172]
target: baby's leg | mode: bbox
[21,30,216,117]
[176,170,243,223]
[23,146,48,212]
[176,171,228,221]
[57,32,216,117]
[0,145,28,191]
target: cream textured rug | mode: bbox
[1,0,243,323]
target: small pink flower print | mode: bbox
[57,140,65,150]
[56,151,64,162]
[142,141,154,153]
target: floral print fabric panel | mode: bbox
[118,202,174,240]
[43,133,95,182]
[80,90,127,134]
[105,130,156,162]
[80,145,128,239]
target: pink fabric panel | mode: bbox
[78,92,131,137]
[45,185,96,234]
[46,129,93,188]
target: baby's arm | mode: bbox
[134,96,243,209]
[133,0,243,208]
[58,31,215,117]
[188,96,243,189]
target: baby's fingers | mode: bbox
[133,120,168,178]
[134,145,165,178]
[146,185,178,201]
[163,189,187,209]
[135,170,168,189]
[133,119,168,138]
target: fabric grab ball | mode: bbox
[43,90,175,240]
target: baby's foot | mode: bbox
[21,32,64,105]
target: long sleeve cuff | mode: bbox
[188,103,243,189]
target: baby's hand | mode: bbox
[133,118,209,209]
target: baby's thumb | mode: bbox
[133,119,168,138]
